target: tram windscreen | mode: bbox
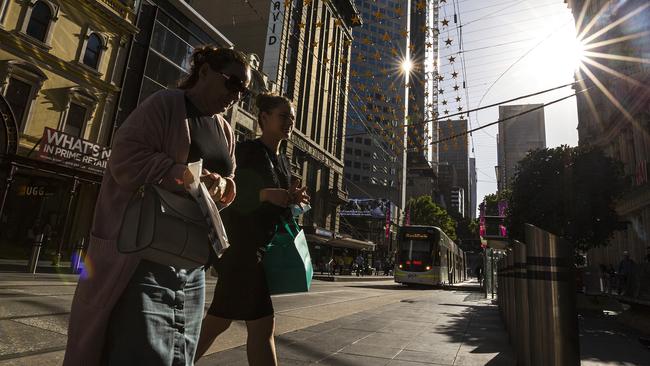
[400,240,432,262]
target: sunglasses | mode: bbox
[217,71,250,98]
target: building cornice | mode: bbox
[0,29,120,93]
[67,0,140,35]
[616,185,650,216]
[290,129,343,169]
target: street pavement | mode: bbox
[0,273,648,365]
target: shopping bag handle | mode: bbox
[279,216,301,239]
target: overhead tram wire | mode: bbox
[419,88,591,150]
[474,19,574,127]
[338,80,581,140]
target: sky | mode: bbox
[436,0,581,216]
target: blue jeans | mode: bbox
[104,260,205,366]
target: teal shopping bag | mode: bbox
[263,218,313,294]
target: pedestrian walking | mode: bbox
[618,251,636,296]
[355,254,365,276]
[64,46,249,366]
[196,93,310,365]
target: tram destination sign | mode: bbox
[37,127,111,174]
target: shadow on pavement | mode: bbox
[579,314,650,364]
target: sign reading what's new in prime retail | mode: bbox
[37,127,111,174]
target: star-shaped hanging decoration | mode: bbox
[382,33,391,42]
[420,25,428,33]
[437,75,444,81]
[444,110,449,115]
[439,88,444,94]
[442,100,448,105]
[315,21,323,27]
[365,70,373,78]
[351,16,361,25]
[416,0,426,11]
[445,38,453,46]
[395,7,403,16]
[374,10,383,20]
[400,29,408,38]
[448,56,456,63]
[334,19,343,26]
[341,56,348,64]
[391,47,398,56]
[303,0,311,5]
[373,51,381,61]
[458,106,463,111]
[350,69,357,77]
[409,43,416,52]
[453,84,460,91]
[451,71,458,78]
[455,96,461,102]
[329,40,336,48]
[284,0,292,7]
[311,41,318,48]
[426,42,433,48]
[362,37,371,45]
[298,22,306,28]
[441,18,449,27]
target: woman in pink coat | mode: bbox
[63,46,251,366]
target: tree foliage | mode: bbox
[407,195,457,240]
[507,145,625,251]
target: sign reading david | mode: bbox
[262,0,286,84]
[37,127,111,174]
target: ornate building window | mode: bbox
[0,60,48,133]
[81,32,107,70]
[59,87,98,139]
[21,0,58,45]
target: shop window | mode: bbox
[4,77,32,131]
[63,103,86,137]
[23,0,57,44]
[81,32,106,70]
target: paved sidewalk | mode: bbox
[199,290,515,365]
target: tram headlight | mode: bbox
[425,266,431,271]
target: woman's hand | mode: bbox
[220,177,236,205]
[260,188,291,207]
[290,186,310,205]
[200,169,227,202]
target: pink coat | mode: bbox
[63,89,236,366]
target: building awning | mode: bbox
[328,237,376,251]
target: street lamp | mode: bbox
[400,0,412,224]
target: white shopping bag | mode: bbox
[187,159,230,258]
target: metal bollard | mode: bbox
[27,233,45,274]
[525,224,579,366]
[513,240,531,366]
[71,237,85,274]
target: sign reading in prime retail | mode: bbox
[262,0,285,83]
[37,127,111,174]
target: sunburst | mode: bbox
[568,0,650,137]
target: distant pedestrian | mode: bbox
[355,255,365,276]
[618,251,636,296]
[476,265,484,286]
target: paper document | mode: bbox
[187,160,230,257]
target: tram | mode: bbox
[394,225,465,286]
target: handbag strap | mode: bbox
[279,216,300,239]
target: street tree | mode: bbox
[507,145,625,251]
[407,195,457,240]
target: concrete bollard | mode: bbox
[513,240,531,366]
[525,224,579,366]
[27,233,45,274]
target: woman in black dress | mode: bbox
[196,93,309,365]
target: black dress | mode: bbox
[208,139,291,320]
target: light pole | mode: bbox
[401,0,412,223]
